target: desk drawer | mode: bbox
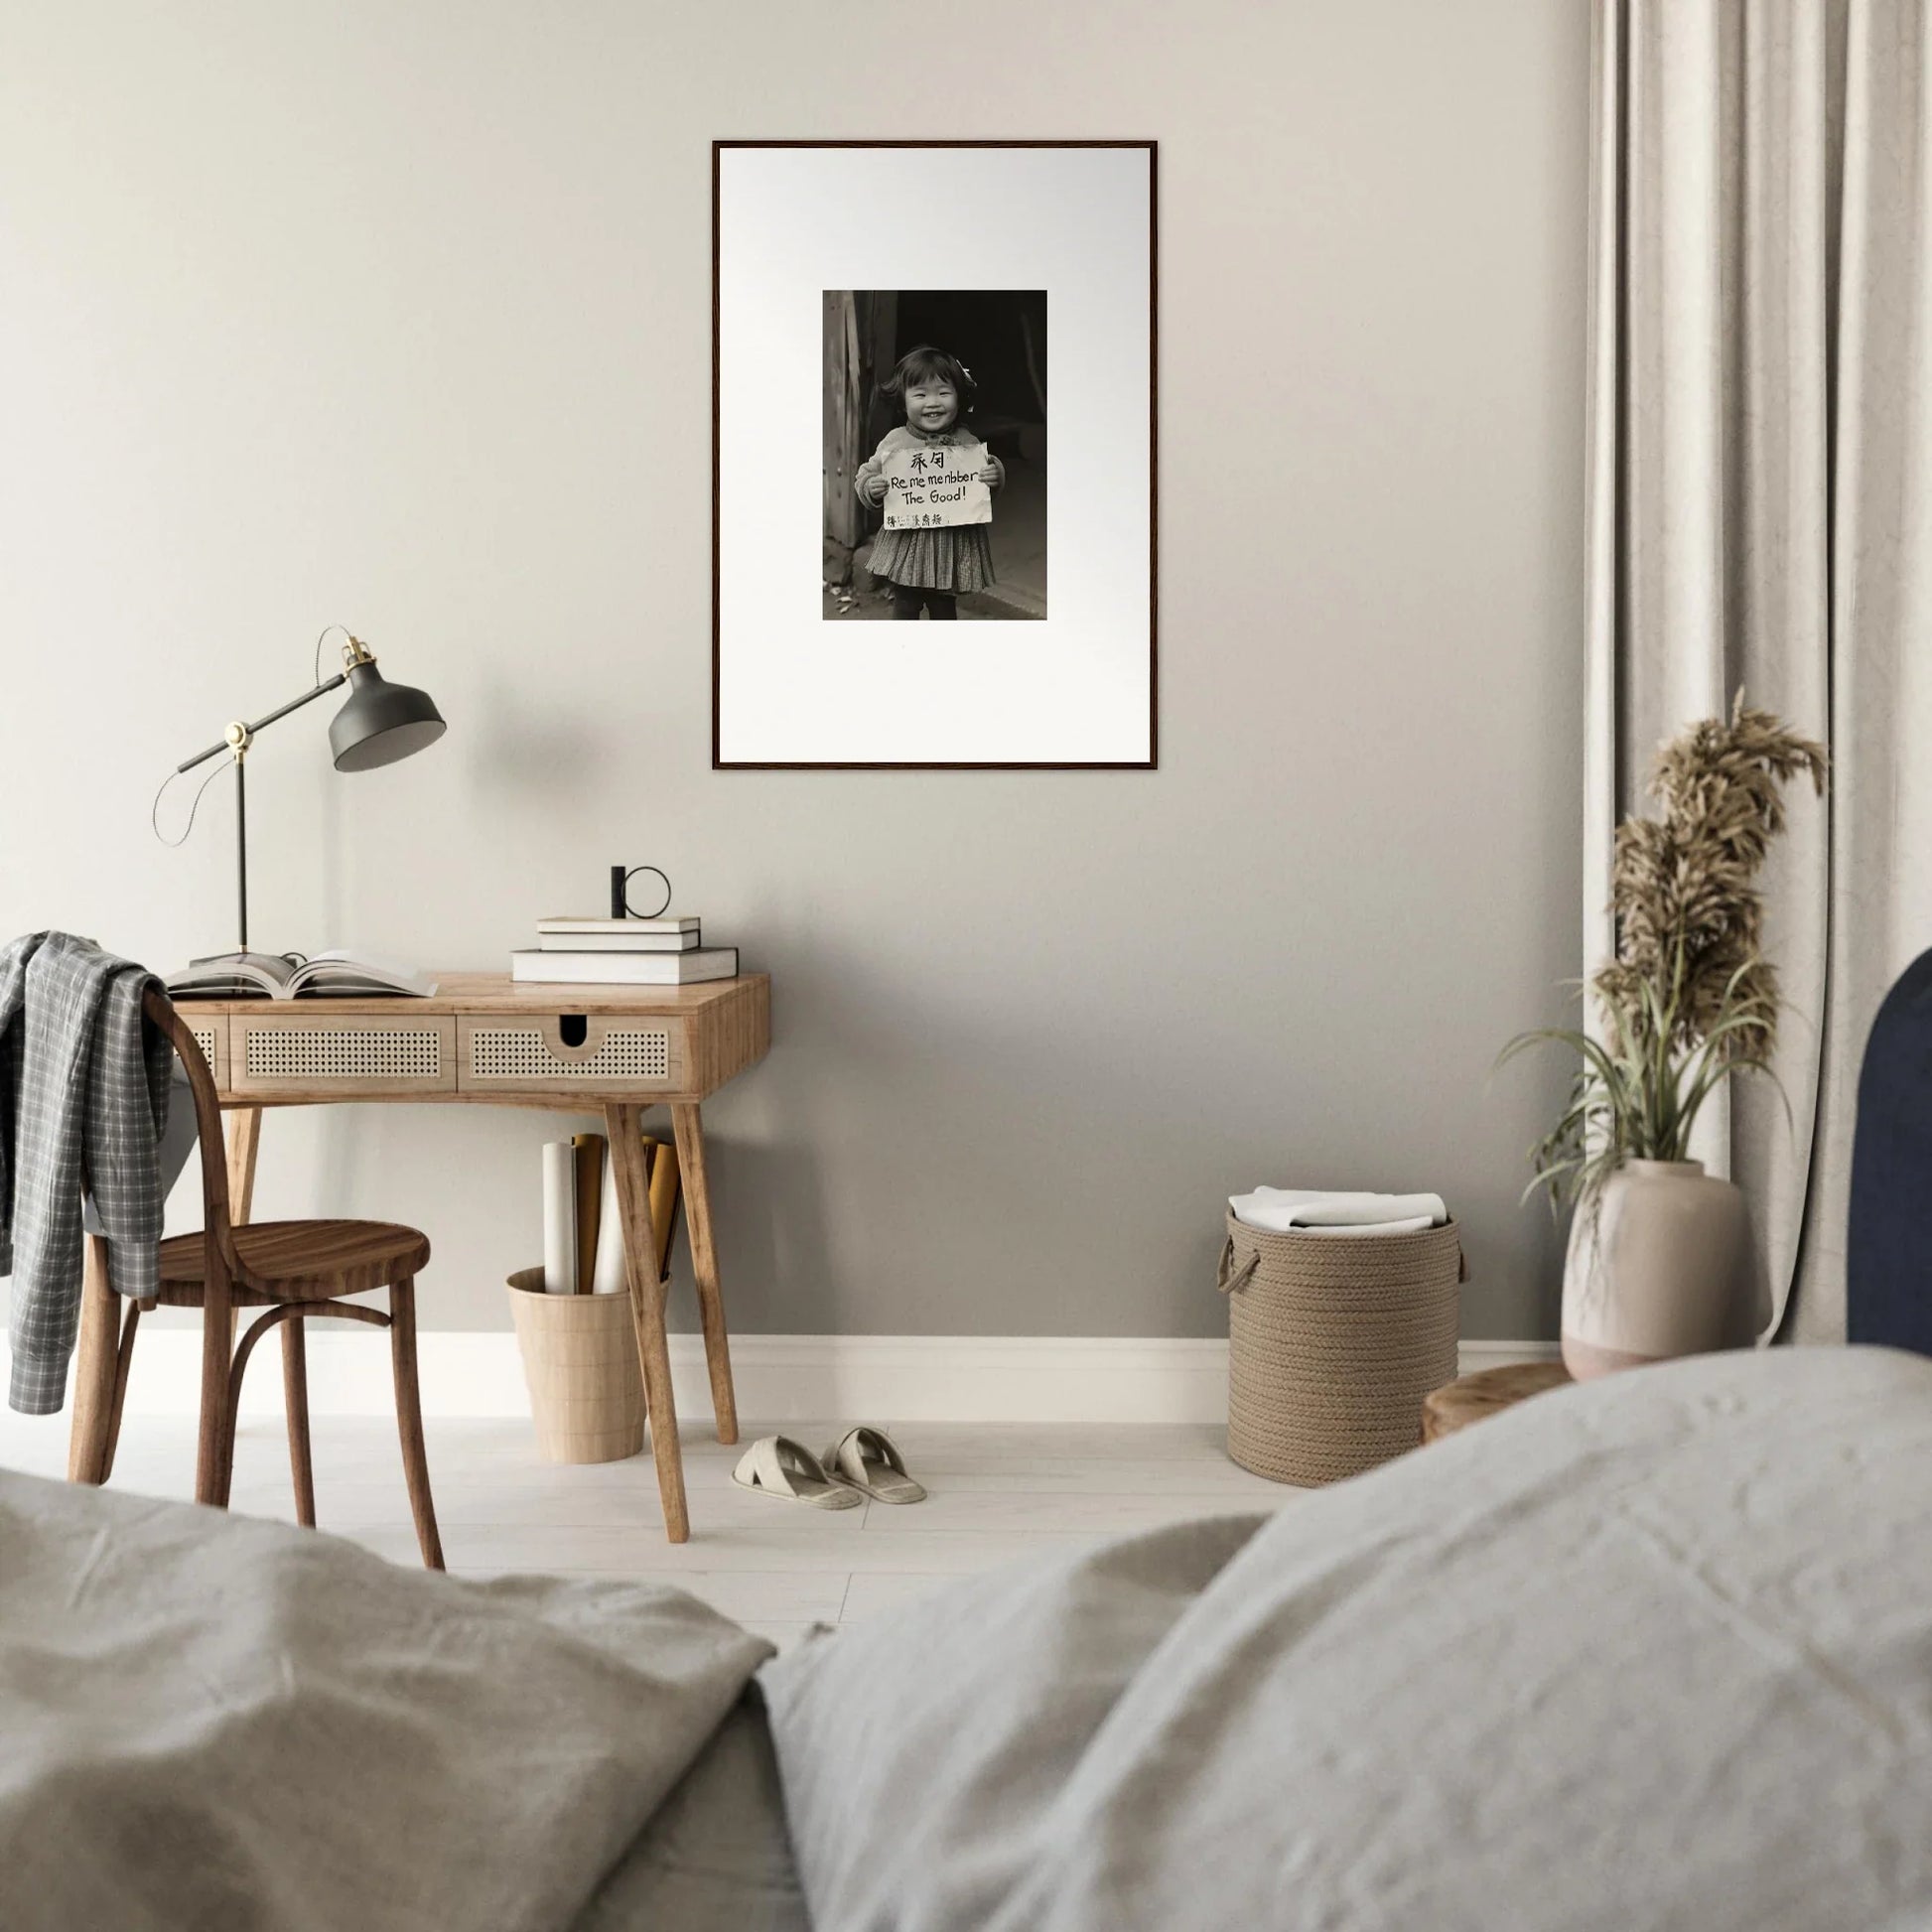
[459,1015,686,1093]
[179,1015,229,1090]
[230,1015,457,1095]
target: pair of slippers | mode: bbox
[732,1426,926,1510]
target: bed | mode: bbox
[7,1346,1932,1930]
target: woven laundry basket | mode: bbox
[1218,1214,1464,1485]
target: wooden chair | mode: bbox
[67,987,444,1569]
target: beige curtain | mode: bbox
[1586,0,1932,1343]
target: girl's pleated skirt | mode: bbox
[868,523,995,594]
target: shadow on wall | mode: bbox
[468,674,618,807]
[666,1138,835,1337]
[690,937,1563,1339]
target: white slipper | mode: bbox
[823,1426,926,1504]
[732,1436,862,1510]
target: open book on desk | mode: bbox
[165,950,438,1000]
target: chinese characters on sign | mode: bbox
[880,441,994,531]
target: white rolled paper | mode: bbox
[541,1140,578,1293]
[590,1150,629,1294]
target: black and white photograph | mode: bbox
[715,140,1155,767]
[823,291,1047,623]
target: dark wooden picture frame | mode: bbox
[712,139,1158,770]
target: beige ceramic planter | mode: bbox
[1561,1160,1747,1379]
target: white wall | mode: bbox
[0,0,1587,1339]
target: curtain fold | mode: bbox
[1587,0,1932,1343]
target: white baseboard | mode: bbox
[34,1331,1560,1427]
[1456,1338,1563,1375]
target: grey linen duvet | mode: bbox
[0,1470,803,1932]
[9,1347,1932,1930]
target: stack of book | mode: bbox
[511,915,740,985]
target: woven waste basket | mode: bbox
[1218,1214,1463,1485]
[507,1268,645,1464]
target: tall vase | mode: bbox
[1561,1160,1748,1379]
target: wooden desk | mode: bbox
[134,972,770,1543]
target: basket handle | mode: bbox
[1216,1237,1260,1296]
[1219,1232,1464,1290]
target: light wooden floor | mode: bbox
[0,1411,1297,1649]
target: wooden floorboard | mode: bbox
[0,1409,1302,1649]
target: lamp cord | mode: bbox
[313,621,350,687]
[148,760,308,968]
[152,624,351,849]
[149,759,230,849]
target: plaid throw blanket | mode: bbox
[1,934,173,1414]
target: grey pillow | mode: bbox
[758,1513,1265,1932]
[758,1350,1932,1932]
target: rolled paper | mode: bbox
[571,1133,606,1294]
[541,1140,578,1294]
[647,1137,681,1284]
[590,1148,628,1294]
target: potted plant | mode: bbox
[1502,698,1827,1378]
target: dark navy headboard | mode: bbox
[1849,949,1932,1353]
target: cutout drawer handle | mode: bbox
[542,1016,606,1062]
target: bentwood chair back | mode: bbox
[67,987,444,1568]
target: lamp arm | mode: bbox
[175,671,348,774]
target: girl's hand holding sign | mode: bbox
[880,441,994,531]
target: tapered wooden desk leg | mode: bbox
[100,1300,141,1483]
[670,1102,738,1447]
[223,1107,261,1353]
[607,1103,689,1543]
[225,1106,261,1221]
[67,1234,118,1483]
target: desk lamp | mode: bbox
[157,626,446,971]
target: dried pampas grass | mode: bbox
[1500,695,1827,1207]
[1596,696,1827,1064]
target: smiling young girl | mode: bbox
[854,345,1005,621]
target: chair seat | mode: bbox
[157,1219,431,1303]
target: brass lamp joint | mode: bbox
[342,634,375,669]
[223,721,253,759]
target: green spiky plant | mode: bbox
[1500,697,1828,1210]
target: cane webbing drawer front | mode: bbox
[459,1016,686,1093]
[183,1017,228,1089]
[231,1016,457,1093]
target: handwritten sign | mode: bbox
[880,441,993,531]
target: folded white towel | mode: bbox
[1228,1188,1449,1236]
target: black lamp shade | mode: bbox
[329,660,447,771]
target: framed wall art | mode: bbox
[713,140,1157,768]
